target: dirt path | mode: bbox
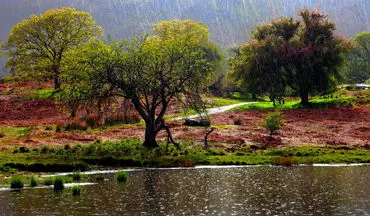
[171,102,255,121]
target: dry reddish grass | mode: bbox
[0,81,369,148]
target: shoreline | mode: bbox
[1,143,369,174]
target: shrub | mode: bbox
[44,177,53,186]
[40,146,49,154]
[233,118,242,125]
[12,146,19,153]
[116,171,128,183]
[64,144,71,150]
[10,176,24,189]
[72,185,81,196]
[30,176,38,187]
[44,126,53,131]
[56,122,64,133]
[53,176,65,191]
[263,111,284,147]
[85,115,100,128]
[65,121,87,131]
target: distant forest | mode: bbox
[1,0,370,76]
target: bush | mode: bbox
[53,176,65,191]
[72,185,81,196]
[10,176,24,189]
[233,118,242,125]
[30,176,38,187]
[263,111,284,147]
[116,171,128,183]
[40,146,49,154]
[65,121,87,131]
[263,111,284,135]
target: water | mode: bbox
[0,165,369,215]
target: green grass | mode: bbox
[30,176,38,187]
[0,126,33,135]
[10,176,24,188]
[206,97,248,107]
[116,171,128,182]
[232,90,368,111]
[53,176,65,190]
[72,185,82,196]
[24,88,55,100]
[0,140,368,173]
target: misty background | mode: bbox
[1,0,369,77]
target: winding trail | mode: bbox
[171,102,255,121]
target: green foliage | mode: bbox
[341,31,370,84]
[30,176,38,187]
[4,8,103,89]
[24,88,55,100]
[10,176,24,188]
[116,171,128,182]
[53,176,65,190]
[72,185,82,196]
[230,9,352,104]
[263,112,284,135]
[61,20,219,148]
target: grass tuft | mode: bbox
[30,176,38,187]
[53,176,64,191]
[10,176,24,189]
[72,185,81,196]
[116,171,128,183]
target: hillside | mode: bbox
[1,0,370,76]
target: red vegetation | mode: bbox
[0,81,369,148]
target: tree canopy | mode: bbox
[230,9,352,104]
[4,8,103,89]
[341,31,370,84]
[61,20,217,148]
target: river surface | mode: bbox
[0,165,369,216]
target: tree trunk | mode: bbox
[54,75,61,90]
[300,88,309,105]
[143,122,159,148]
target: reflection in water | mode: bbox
[0,166,369,215]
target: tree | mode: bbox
[4,8,103,89]
[61,20,216,148]
[230,18,299,105]
[58,40,117,119]
[263,111,284,147]
[230,9,352,104]
[341,32,370,84]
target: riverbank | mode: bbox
[0,140,369,174]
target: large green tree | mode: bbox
[231,9,352,104]
[4,8,103,89]
[62,20,216,148]
[341,31,370,84]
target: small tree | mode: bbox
[4,8,103,89]
[263,111,284,147]
[61,20,218,148]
